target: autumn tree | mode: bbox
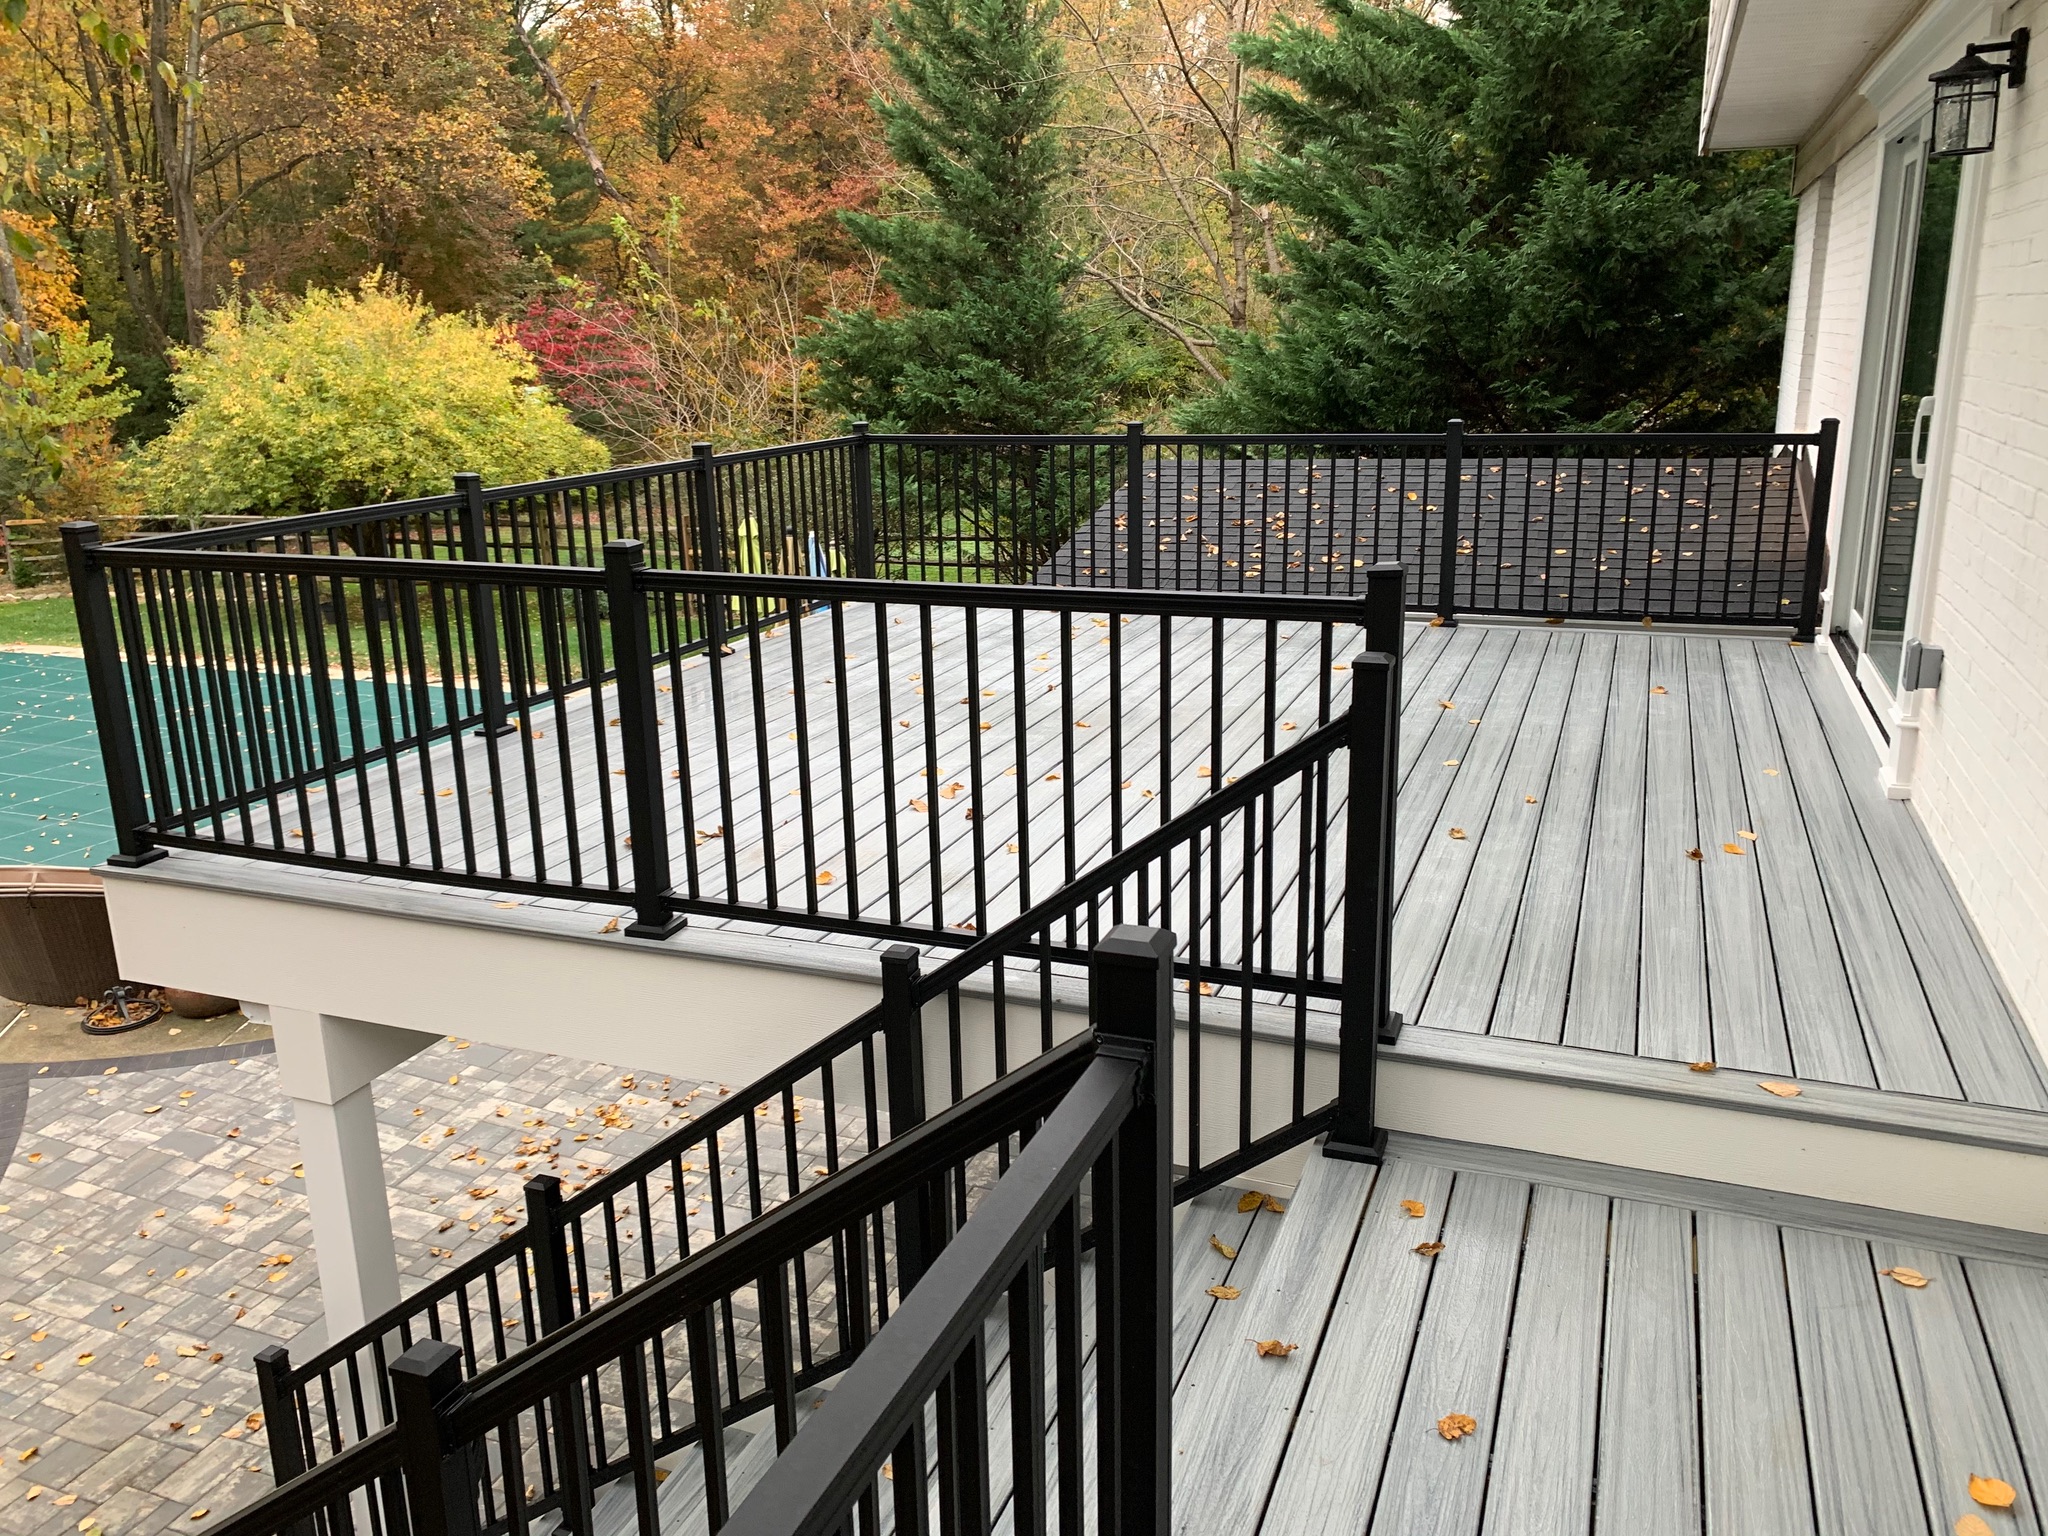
[140,275,604,518]
[1059,0,1295,386]
[1185,0,1795,431]
[807,0,1122,432]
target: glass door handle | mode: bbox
[1910,394,1937,479]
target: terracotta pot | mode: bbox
[0,867,119,1006]
[161,987,239,1020]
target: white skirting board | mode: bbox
[102,857,2048,1234]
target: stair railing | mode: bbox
[246,563,1406,1493]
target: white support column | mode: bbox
[254,1005,441,1341]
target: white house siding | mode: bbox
[1909,0,2048,1047]
[1779,134,1883,438]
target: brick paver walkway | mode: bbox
[0,1036,717,1535]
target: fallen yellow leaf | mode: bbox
[599,917,620,934]
[1415,1242,1445,1257]
[1758,1081,1802,1098]
[816,871,834,885]
[1650,685,1668,695]
[1957,1516,1995,1536]
[1237,1191,1264,1213]
[1722,842,1746,856]
[1261,1193,1286,1214]
[1437,1412,1478,1441]
[1968,1476,2015,1509]
[1447,827,1467,841]
[1205,1285,1240,1300]
[1688,1061,1717,1073]
[1737,829,1757,841]
[1686,847,1704,861]
[1209,1235,1238,1260]
[1881,1266,1930,1289]
[1399,1199,1427,1218]
[1254,1339,1298,1358]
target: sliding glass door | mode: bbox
[1842,124,1961,691]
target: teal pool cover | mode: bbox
[0,652,113,868]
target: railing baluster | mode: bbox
[1797,417,1840,642]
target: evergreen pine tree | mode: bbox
[808,0,1119,431]
[1184,0,1796,432]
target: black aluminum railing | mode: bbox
[101,419,1840,631]
[205,930,1183,1536]
[244,573,1404,1486]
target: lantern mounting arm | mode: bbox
[1956,29,2028,88]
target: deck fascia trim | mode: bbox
[1383,1023,2048,1159]
[1385,1131,2048,1267]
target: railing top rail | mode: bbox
[197,1425,400,1536]
[1132,432,1449,448]
[481,437,855,502]
[284,1228,537,1388]
[719,1050,1141,1536]
[111,492,466,550]
[637,567,1373,624]
[445,1034,1097,1438]
[865,432,1122,446]
[551,1006,881,1223]
[90,544,607,589]
[915,713,1353,1002]
[1456,428,1821,448]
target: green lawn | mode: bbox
[0,594,82,649]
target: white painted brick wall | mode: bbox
[1912,2,2048,1044]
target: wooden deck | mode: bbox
[232,607,2044,1111]
[1165,1137,2048,1536]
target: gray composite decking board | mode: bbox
[1789,647,2048,1109]
[1561,632,1650,1054]
[1251,1159,1458,1536]
[1684,637,1793,1074]
[1965,1260,2048,1518]
[1386,627,1559,1021]
[1780,1227,1929,1536]
[1363,1172,1533,1536]
[1170,1149,1378,1536]
[1591,1199,1700,1536]
[1636,634,1711,1064]
[1696,1211,1817,1536]
[1474,1184,1607,1536]
[1412,632,1586,1032]
[1487,632,1617,1043]
[1873,1243,2042,1535]
[1754,642,1964,1100]
[1717,640,1875,1087]
[1387,628,1525,902]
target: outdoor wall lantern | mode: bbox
[1929,28,2028,157]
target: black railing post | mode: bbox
[1326,650,1397,1164]
[1125,422,1147,589]
[1796,417,1840,642]
[881,944,934,1287]
[61,522,165,868]
[453,473,513,738]
[1435,420,1464,624]
[850,420,877,580]
[1362,565,1406,1044]
[521,1174,595,1535]
[252,1345,312,1503]
[1089,925,1173,1536]
[522,1174,575,1334]
[603,540,686,939]
[389,1340,484,1536]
